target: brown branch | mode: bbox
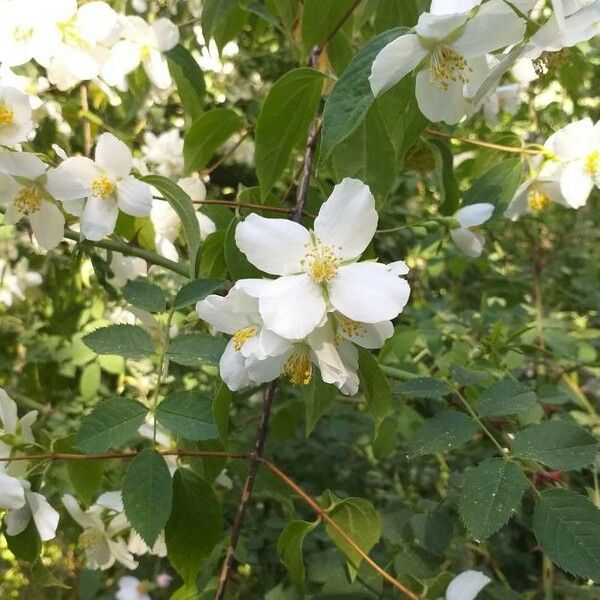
[319,0,365,48]
[192,198,314,218]
[201,126,255,176]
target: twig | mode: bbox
[192,198,314,218]
[79,84,92,157]
[201,127,255,176]
[319,0,365,48]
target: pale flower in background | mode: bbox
[141,128,184,178]
[446,570,491,600]
[116,576,152,600]
[108,252,147,288]
[0,85,34,145]
[0,0,48,67]
[0,258,42,307]
[450,203,494,257]
[482,83,523,124]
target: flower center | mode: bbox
[0,103,14,126]
[80,527,105,552]
[232,325,258,351]
[528,189,551,213]
[58,16,82,46]
[429,44,470,91]
[337,314,366,338]
[282,346,312,386]
[13,186,42,215]
[13,26,33,42]
[91,175,115,199]
[137,581,151,594]
[585,150,600,178]
[301,241,340,284]
[140,44,152,60]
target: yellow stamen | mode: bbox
[528,189,551,213]
[232,325,258,351]
[13,186,42,215]
[13,26,33,42]
[58,16,81,46]
[0,103,14,126]
[429,44,470,91]
[585,150,599,177]
[91,175,116,200]
[301,240,340,284]
[337,314,366,338]
[140,44,152,61]
[282,346,312,386]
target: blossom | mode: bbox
[116,576,152,600]
[0,151,65,250]
[369,0,526,123]
[235,178,410,340]
[0,258,42,307]
[62,492,137,570]
[0,85,34,145]
[0,0,48,68]
[0,387,37,462]
[482,83,523,124]
[450,203,494,257]
[47,133,152,241]
[103,16,179,90]
[446,570,491,600]
[108,253,147,288]
[141,129,184,178]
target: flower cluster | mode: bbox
[197,179,411,395]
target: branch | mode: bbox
[201,126,255,176]
[319,0,365,49]
[191,198,315,218]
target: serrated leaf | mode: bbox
[479,379,538,417]
[183,108,243,173]
[255,68,325,196]
[83,324,154,359]
[407,411,477,457]
[534,489,600,581]
[143,175,201,278]
[450,364,492,387]
[167,333,227,367]
[459,458,528,540]
[122,278,167,313]
[277,520,318,585]
[165,468,223,583]
[512,421,598,470]
[123,449,173,547]
[76,397,147,453]
[156,391,218,440]
[357,348,391,427]
[173,278,224,310]
[393,377,452,399]
[166,45,205,122]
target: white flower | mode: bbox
[62,492,137,570]
[108,252,147,288]
[544,117,600,208]
[235,178,410,340]
[0,85,33,145]
[482,83,523,124]
[369,0,526,124]
[446,570,491,600]
[47,133,152,241]
[0,387,37,461]
[141,128,184,178]
[0,151,65,250]
[103,16,179,90]
[0,258,41,307]
[116,576,152,600]
[128,529,167,557]
[450,203,494,257]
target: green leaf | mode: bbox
[411,510,453,557]
[122,278,167,313]
[166,45,206,123]
[534,489,600,581]
[183,108,243,174]
[277,520,318,585]
[76,397,147,453]
[79,362,101,400]
[167,333,227,367]
[512,421,598,470]
[428,139,460,215]
[202,0,247,50]
[224,218,263,279]
[393,377,452,399]
[325,497,382,580]
[142,175,201,279]
[166,469,223,583]
[5,520,40,562]
[266,0,300,30]
[407,411,477,457]
[213,382,231,443]
[304,374,337,437]
[459,458,528,540]
[255,68,325,196]
[83,324,154,359]
[463,158,523,211]
[301,0,356,49]
[320,27,406,163]
[123,449,173,547]
[156,391,218,440]
[357,348,391,427]
[479,379,538,417]
[173,278,224,310]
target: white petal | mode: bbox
[178,176,206,201]
[329,262,411,323]
[451,228,485,257]
[196,293,256,335]
[337,341,360,396]
[369,34,427,96]
[446,570,491,600]
[108,538,138,570]
[76,1,121,45]
[116,177,152,217]
[27,490,59,541]
[235,214,310,276]
[155,236,179,261]
[61,494,96,529]
[559,161,593,208]
[152,18,180,52]
[308,324,348,389]
[0,471,26,509]
[18,411,38,444]
[454,203,494,227]
[80,196,119,241]
[46,157,98,201]
[415,12,469,38]
[29,201,65,250]
[430,0,483,15]
[102,40,141,87]
[415,68,469,124]
[96,490,124,512]
[241,328,292,360]
[0,388,18,433]
[314,178,377,260]
[143,49,172,89]
[95,133,132,179]
[219,341,252,391]
[259,274,326,339]
[504,179,531,220]
[545,118,595,159]
[387,260,410,276]
[245,353,287,384]
[0,151,46,179]
[197,211,216,241]
[5,503,31,536]
[337,317,394,349]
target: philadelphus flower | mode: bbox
[108,252,147,288]
[450,203,494,258]
[369,0,526,123]
[445,570,491,600]
[0,258,42,307]
[103,16,179,90]
[0,387,37,462]
[0,85,33,145]
[0,151,65,250]
[116,576,152,600]
[47,133,152,241]
[141,128,184,178]
[235,178,410,340]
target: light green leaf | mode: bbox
[123,449,173,547]
[79,362,101,400]
[122,278,167,313]
[156,391,218,440]
[428,139,460,215]
[357,347,391,427]
[407,411,477,457]
[459,458,528,540]
[83,324,154,359]
[304,374,337,437]
[173,278,224,310]
[512,421,598,470]
[166,45,206,122]
[277,520,318,585]
[76,397,147,453]
[167,333,227,367]
[534,489,600,581]
[255,68,325,196]
[479,379,538,417]
[463,158,523,210]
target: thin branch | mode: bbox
[192,198,315,218]
[79,84,92,157]
[319,0,365,48]
[201,126,255,176]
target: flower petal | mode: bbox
[415,11,469,38]
[196,291,257,335]
[451,228,485,257]
[0,388,18,434]
[61,494,96,529]
[46,157,98,201]
[29,201,65,250]
[95,133,132,179]
[329,262,410,323]
[80,196,119,241]
[429,0,483,15]
[116,176,152,217]
[314,178,378,260]
[27,490,59,541]
[152,18,180,52]
[0,471,26,509]
[454,203,494,227]
[337,317,394,349]
[246,353,287,384]
[559,161,593,208]
[415,68,468,124]
[0,151,46,179]
[219,340,252,391]
[446,570,491,600]
[5,503,31,536]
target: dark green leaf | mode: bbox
[428,139,460,215]
[173,278,224,310]
[277,520,318,585]
[5,520,40,562]
[479,379,538,417]
[407,411,477,457]
[166,45,206,122]
[224,218,263,279]
[357,347,391,427]
[156,391,218,440]
[167,333,227,367]
[122,278,167,313]
[411,510,453,556]
[304,374,337,437]
[301,0,356,49]
[393,377,452,399]
[83,324,154,359]
[463,159,523,211]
